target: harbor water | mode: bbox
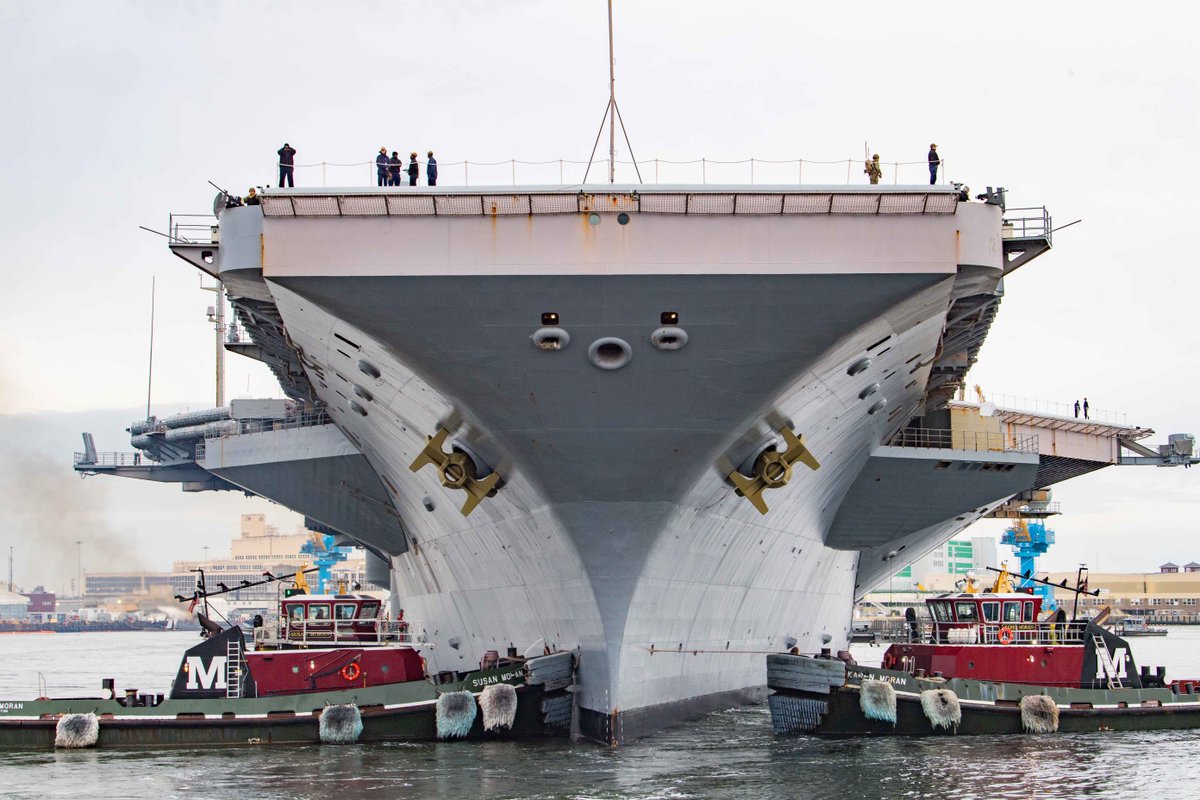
[2,630,1200,800]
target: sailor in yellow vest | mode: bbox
[864,154,882,185]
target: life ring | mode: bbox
[340,662,361,682]
[997,627,1015,645]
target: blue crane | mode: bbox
[298,534,351,594]
[1000,518,1057,610]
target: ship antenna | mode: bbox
[583,1,642,185]
[146,276,156,420]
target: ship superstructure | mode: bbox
[80,182,1089,742]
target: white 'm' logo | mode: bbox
[1096,646,1128,680]
[186,656,228,690]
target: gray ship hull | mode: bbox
[170,187,1042,742]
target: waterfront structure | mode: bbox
[1051,570,1200,623]
[20,587,56,622]
[0,590,30,621]
[888,536,997,590]
[79,515,380,606]
[171,514,382,601]
[83,573,175,599]
[73,181,1199,743]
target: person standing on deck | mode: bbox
[376,147,389,187]
[1074,400,1081,418]
[1083,397,1090,420]
[388,151,401,186]
[277,142,296,187]
[928,143,940,184]
[407,152,420,186]
[426,151,438,186]
[864,154,882,185]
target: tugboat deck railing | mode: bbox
[927,620,1088,646]
[254,619,428,650]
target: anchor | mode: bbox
[728,427,820,515]
[409,428,501,517]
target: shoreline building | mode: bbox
[170,514,383,603]
[81,515,381,611]
[1050,564,1200,624]
[881,536,998,591]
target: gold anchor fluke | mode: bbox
[728,427,820,515]
[409,428,501,517]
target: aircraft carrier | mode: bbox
[77,181,1131,743]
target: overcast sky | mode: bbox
[1,1,1197,591]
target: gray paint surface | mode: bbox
[202,424,408,555]
[827,445,1040,549]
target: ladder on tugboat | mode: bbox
[226,638,244,698]
[1093,634,1124,689]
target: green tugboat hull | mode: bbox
[0,655,573,749]
[768,656,1200,737]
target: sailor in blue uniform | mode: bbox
[277,142,296,187]
[376,147,389,187]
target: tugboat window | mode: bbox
[1023,601,1035,621]
[954,602,978,622]
[336,603,357,620]
[286,604,305,622]
[982,601,999,622]
[310,604,331,620]
[1003,602,1021,623]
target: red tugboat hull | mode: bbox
[882,643,1085,687]
[247,648,426,695]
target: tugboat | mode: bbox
[0,568,575,749]
[1114,617,1169,637]
[767,566,1200,736]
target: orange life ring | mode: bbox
[997,627,1015,645]
[340,662,361,681]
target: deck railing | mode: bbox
[924,620,1088,646]
[987,393,1128,427]
[888,429,1038,454]
[1002,206,1052,242]
[203,411,333,441]
[256,618,425,649]
[263,154,958,189]
[168,213,219,244]
[73,451,146,467]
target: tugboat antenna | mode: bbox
[984,565,1099,621]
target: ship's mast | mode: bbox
[215,282,225,407]
[202,278,226,407]
[607,0,615,183]
[584,0,641,184]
